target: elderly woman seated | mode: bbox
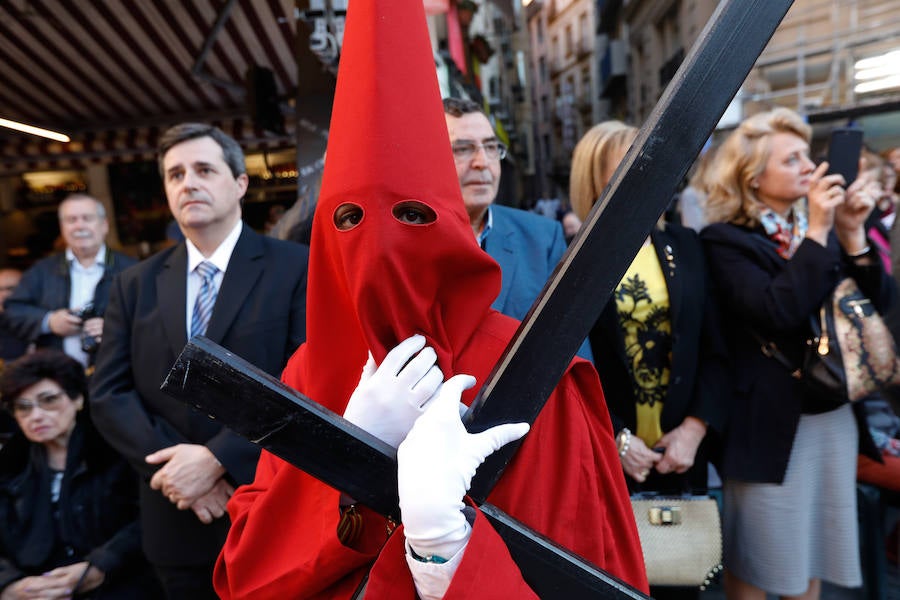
[0,350,158,599]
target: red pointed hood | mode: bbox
[297,0,501,413]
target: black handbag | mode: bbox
[755,278,900,407]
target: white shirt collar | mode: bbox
[476,206,494,246]
[186,221,243,274]
[66,245,106,268]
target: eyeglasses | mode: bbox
[12,392,67,417]
[451,140,508,162]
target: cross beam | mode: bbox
[162,337,647,599]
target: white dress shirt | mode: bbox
[184,221,243,338]
[64,245,106,366]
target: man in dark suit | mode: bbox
[89,123,308,599]
[3,194,136,367]
[442,98,590,357]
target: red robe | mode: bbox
[215,1,647,594]
[214,313,649,598]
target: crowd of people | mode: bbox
[2,1,900,598]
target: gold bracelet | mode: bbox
[616,428,631,457]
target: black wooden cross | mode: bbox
[165,336,645,598]
[162,0,794,596]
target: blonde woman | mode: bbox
[571,122,729,600]
[701,108,889,600]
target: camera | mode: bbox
[72,303,101,354]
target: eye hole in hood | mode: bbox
[392,200,436,226]
[334,203,364,230]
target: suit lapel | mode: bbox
[157,244,189,359]
[485,212,517,312]
[204,227,265,343]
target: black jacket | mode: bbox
[3,249,137,352]
[590,224,730,491]
[89,226,308,566]
[701,223,894,483]
[0,415,157,598]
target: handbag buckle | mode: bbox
[648,505,682,526]
[847,298,871,319]
[817,331,830,356]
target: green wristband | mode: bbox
[409,546,448,564]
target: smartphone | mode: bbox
[825,127,864,185]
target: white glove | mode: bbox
[342,334,444,448]
[398,374,530,560]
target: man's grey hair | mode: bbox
[157,123,246,179]
[58,194,106,220]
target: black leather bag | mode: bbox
[757,278,900,408]
[800,295,850,409]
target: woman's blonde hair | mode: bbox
[705,107,811,227]
[569,121,638,222]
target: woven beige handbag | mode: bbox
[630,495,723,589]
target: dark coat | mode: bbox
[0,314,28,362]
[3,249,137,351]
[89,225,308,566]
[590,224,730,492]
[0,415,157,598]
[701,223,894,483]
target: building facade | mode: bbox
[748,0,900,150]
[526,0,598,201]
[521,0,900,205]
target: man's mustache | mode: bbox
[462,175,493,185]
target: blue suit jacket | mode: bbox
[482,205,566,320]
[482,205,592,359]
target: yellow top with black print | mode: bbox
[614,244,672,447]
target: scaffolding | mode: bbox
[748,0,900,117]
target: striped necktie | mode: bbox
[190,261,219,338]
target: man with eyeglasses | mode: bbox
[3,194,135,367]
[443,98,568,322]
[443,99,591,359]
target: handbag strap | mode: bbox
[750,330,803,380]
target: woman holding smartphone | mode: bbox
[701,108,888,600]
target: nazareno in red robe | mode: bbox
[214,311,649,599]
[214,0,648,595]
